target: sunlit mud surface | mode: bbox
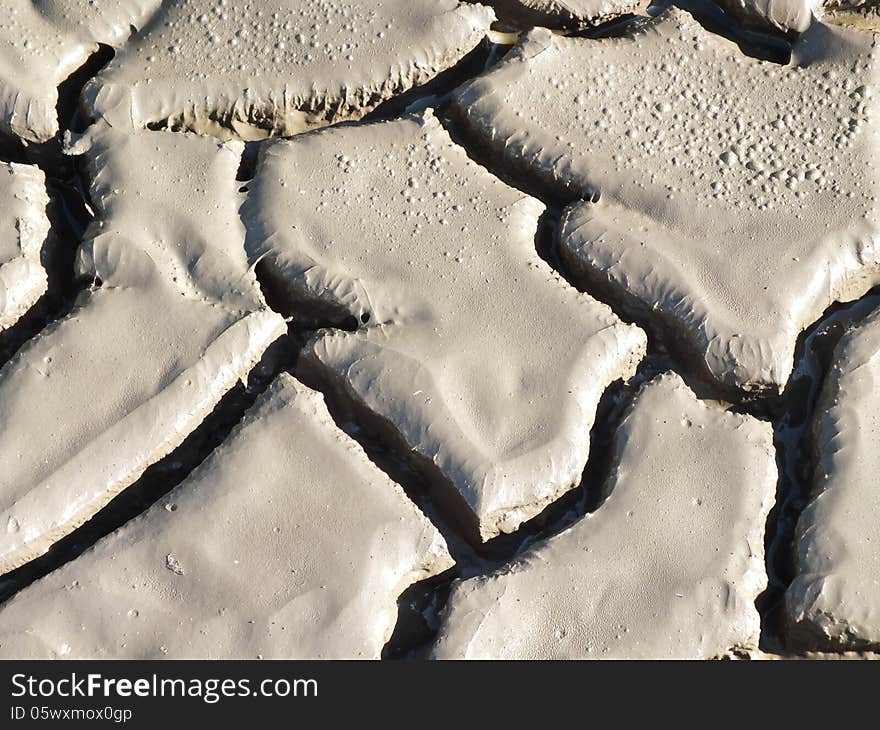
[0,0,878,659]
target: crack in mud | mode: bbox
[0,328,301,607]
[747,289,880,654]
[0,45,115,368]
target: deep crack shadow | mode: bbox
[747,288,880,654]
[0,45,115,369]
[253,258,358,331]
[363,38,497,123]
[60,44,116,136]
[661,0,793,63]
[382,569,458,660]
[0,174,91,368]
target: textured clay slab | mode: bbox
[432,372,776,659]
[786,306,880,650]
[81,0,494,140]
[482,0,642,29]
[242,111,646,543]
[0,124,284,576]
[0,1,165,143]
[452,9,880,395]
[0,374,452,659]
[0,162,49,330]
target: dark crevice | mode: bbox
[0,135,30,166]
[383,569,459,660]
[747,289,880,655]
[661,0,793,64]
[478,358,651,558]
[531,196,732,403]
[59,44,116,136]
[254,259,358,331]
[235,140,264,183]
[361,38,497,124]
[462,0,638,33]
[0,164,92,369]
[294,351,480,566]
[0,43,116,367]
[568,13,642,38]
[439,110,575,209]
[548,230,755,402]
[0,330,302,607]
[533,205,563,266]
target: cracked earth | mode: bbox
[0,0,878,660]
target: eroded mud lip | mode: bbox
[479,0,644,29]
[451,9,880,395]
[0,162,49,331]
[0,374,451,659]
